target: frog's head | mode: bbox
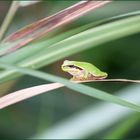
[61,60,82,75]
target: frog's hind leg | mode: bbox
[83,70,89,80]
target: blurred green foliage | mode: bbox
[0,1,140,139]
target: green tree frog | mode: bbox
[61,60,108,81]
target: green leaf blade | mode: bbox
[0,61,140,112]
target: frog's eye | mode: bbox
[68,65,75,68]
[68,65,83,70]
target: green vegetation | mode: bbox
[0,1,140,139]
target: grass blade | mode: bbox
[104,113,140,139]
[0,1,111,56]
[0,83,63,109]
[35,84,140,139]
[0,1,20,41]
[18,15,140,68]
[0,15,140,85]
[0,61,140,112]
[1,10,140,64]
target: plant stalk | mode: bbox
[0,1,20,41]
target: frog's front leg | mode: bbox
[83,70,96,80]
[83,70,89,80]
[70,76,79,81]
[70,71,89,81]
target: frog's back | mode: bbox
[74,61,107,77]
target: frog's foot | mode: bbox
[70,76,85,81]
[70,77,79,81]
[70,77,89,81]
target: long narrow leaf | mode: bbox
[1,78,140,109]
[1,10,140,64]
[0,15,140,83]
[0,83,63,109]
[0,1,111,56]
[22,15,140,69]
[0,61,140,112]
[0,10,140,68]
[35,84,140,139]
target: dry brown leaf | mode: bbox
[1,1,112,56]
[0,82,64,109]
